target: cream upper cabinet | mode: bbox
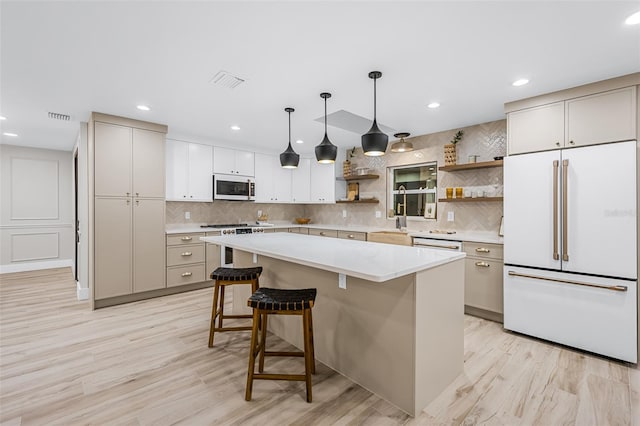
[95,122,132,197]
[95,122,165,197]
[508,102,564,155]
[310,161,335,203]
[566,87,637,148]
[508,86,637,155]
[166,139,213,201]
[132,128,165,198]
[213,147,255,176]
[254,153,291,203]
[291,158,311,203]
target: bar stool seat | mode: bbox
[245,287,317,403]
[208,266,262,347]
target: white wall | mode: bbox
[0,144,74,273]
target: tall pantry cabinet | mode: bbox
[89,113,168,308]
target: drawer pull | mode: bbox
[181,236,192,241]
[475,247,490,253]
[348,234,355,239]
[475,261,490,267]
[181,272,192,277]
[181,252,192,256]
[319,232,326,236]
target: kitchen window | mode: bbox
[387,162,437,219]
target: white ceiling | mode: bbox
[1,1,639,156]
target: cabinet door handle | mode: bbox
[181,272,192,277]
[569,140,575,145]
[475,247,490,253]
[181,252,192,256]
[181,236,192,241]
[126,192,130,196]
[475,261,490,267]
[555,142,560,146]
[135,192,139,197]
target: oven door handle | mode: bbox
[413,241,461,250]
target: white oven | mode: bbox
[412,237,462,252]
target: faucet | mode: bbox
[396,185,407,230]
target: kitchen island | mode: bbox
[201,233,465,416]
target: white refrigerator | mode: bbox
[503,140,638,363]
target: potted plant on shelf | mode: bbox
[444,130,464,165]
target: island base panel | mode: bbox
[233,250,464,416]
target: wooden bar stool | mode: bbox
[245,287,317,403]
[208,266,262,347]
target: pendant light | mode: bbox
[391,132,413,153]
[315,92,337,164]
[279,107,300,169]
[361,71,388,156]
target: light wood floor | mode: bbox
[0,268,638,425]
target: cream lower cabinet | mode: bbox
[308,228,338,238]
[463,241,504,322]
[166,233,206,287]
[338,230,367,241]
[94,197,165,299]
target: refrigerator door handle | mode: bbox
[562,159,569,262]
[507,271,628,292]
[553,160,559,260]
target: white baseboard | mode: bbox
[0,259,73,274]
[76,281,89,300]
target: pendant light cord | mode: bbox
[373,77,377,120]
[288,109,292,144]
[324,96,328,135]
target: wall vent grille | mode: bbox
[209,70,245,89]
[48,112,71,121]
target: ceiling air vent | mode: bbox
[48,111,71,121]
[209,70,245,89]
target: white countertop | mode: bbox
[167,223,502,244]
[201,233,465,282]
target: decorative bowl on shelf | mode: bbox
[295,218,311,224]
[355,167,370,175]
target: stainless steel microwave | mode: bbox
[213,174,255,201]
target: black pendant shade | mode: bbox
[362,71,388,156]
[315,92,337,164]
[280,107,299,169]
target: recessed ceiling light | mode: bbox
[0,116,6,120]
[3,132,18,137]
[136,105,151,111]
[512,78,530,87]
[625,11,640,25]
[427,102,440,109]
[230,125,241,131]
[296,139,304,144]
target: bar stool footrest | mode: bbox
[263,351,305,357]
[214,326,253,332]
[219,314,253,319]
[253,373,307,381]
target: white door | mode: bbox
[272,164,292,203]
[254,153,274,202]
[165,139,188,200]
[291,158,311,203]
[562,141,637,279]
[235,150,255,177]
[213,147,236,174]
[310,161,335,203]
[187,143,213,201]
[503,150,561,270]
